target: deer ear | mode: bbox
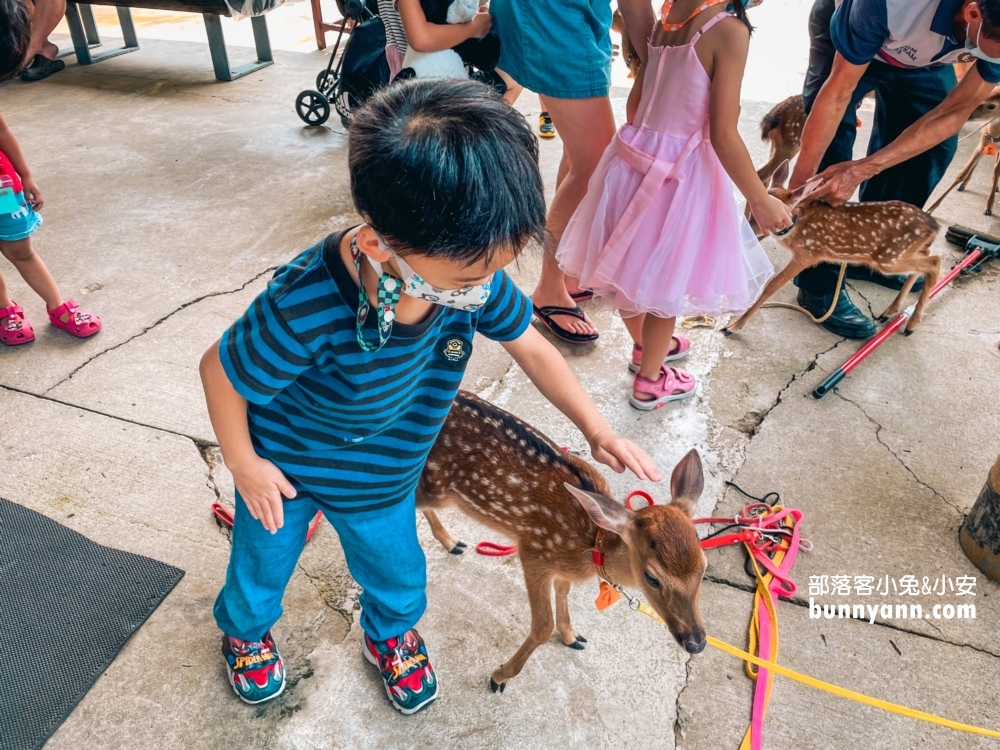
[789,177,824,208]
[563,484,636,541]
[770,160,790,190]
[669,449,704,518]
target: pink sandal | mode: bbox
[0,302,35,346]
[628,335,691,373]
[629,366,697,410]
[47,299,101,338]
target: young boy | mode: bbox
[200,78,660,714]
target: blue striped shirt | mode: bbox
[219,229,532,513]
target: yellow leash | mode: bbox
[705,635,1000,741]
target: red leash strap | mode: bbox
[211,503,324,543]
[475,541,518,556]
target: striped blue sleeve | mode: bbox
[219,290,314,405]
[830,0,888,66]
[474,270,532,342]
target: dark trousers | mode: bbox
[795,0,958,292]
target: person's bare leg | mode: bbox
[25,0,66,61]
[0,271,12,312]
[531,95,615,336]
[635,315,676,401]
[496,68,523,106]
[623,311,679,360]
[0,239,63,312]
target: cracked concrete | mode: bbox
[2,3,999,748]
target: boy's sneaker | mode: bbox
[363,629,438,714]
[538,112,556,139]
[222,631,286,704]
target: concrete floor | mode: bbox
[1,11,999,750]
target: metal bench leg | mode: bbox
[63,3,140,65]
[203,13,273,82]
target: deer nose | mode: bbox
[682,633,706,654]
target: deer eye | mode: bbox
[650,539,657,549]
[644,572,660,588]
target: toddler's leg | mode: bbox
[214,491,322,640]
[325,494,426,641]
[0,238,62,310]
[637,314,676,381]
[0,270,11,309]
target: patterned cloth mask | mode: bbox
[351,233,492,352]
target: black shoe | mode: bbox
[797,288,876,339]
[19,54,65,82]
[844,265,924,291]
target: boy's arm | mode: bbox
[200,343,297,533]
[397,0,491,53]
[0,114,43,209]
[501,326,662,482]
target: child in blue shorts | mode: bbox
[200,78,661,714]
[0,114,102,345]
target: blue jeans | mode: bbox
[795,0,957,293]
[214,491,427,642]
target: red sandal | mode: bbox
[47,299,101,338]
[1,302,35,346]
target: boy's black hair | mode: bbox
[981,0,1000,40]
[0,0,31,82]
[349,77,546,266]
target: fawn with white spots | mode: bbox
[755,94,806,186]
[725,159,941,337]
[416,390,707,692]
[926,88,1000,217]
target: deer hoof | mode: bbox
[565,639,585,650]
[958,185,966,192]
[986,210,993,216]
[449,545,464,555]
[721,328,734,337]
[489,677,506,694]
[903,329,914,337]
[575,635,588,643]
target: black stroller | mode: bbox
[295,0,389,128]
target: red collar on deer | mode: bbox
[591,528,611,582]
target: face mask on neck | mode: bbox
[350,232,492,352]
[966,21,1000,64]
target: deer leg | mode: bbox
[926,150,982,214]
[490,565,554,692]
[724,258,811,335]
[878,273,921,321]
[904,254,941,334]
[421,509,466,555]
[986,156,1000,215]
[554,578,586,649]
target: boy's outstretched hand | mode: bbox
[588,428,662,482]
[229,455,297,534]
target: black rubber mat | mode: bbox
[0,498,184,750]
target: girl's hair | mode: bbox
[729,1,754,34]
[349,77,547,266]
[0,0,31,82]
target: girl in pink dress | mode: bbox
[556,0,793,410]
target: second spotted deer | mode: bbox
[726,160,941,337]
[417,391,708,692]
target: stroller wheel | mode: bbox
[316,69,339,94]
[295,90,331,126]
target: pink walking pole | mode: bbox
[813,235,996,399]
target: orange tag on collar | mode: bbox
[985,142,997,156]
[856,117,863,128]
[595,581,622,611]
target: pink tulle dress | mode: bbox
[557,12,773,319]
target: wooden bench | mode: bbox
[62,0,273,81]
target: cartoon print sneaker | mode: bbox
[222,631,285,704]
[538,111,556,139]
[363,629,439,714]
